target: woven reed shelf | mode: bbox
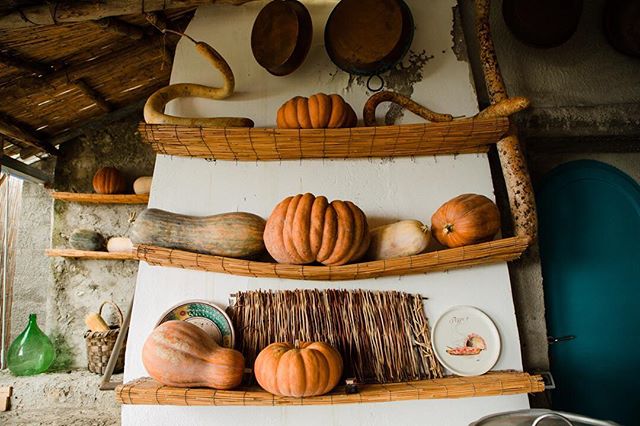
[51,192,149,204]
[134,236,529,281]
[116,371,544,406]
[46,249,137,260]
[138,116,509,161]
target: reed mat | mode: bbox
[116,372,544,406]
[138,117,509,160]
[227,289,442,384]
[134,236,530,281]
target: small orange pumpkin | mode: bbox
[276,93,357,129]
[254,341,343,397]
[142,321,245,389]
[431,194,501,248]
[92,167,127,194]
[264,193,370,266]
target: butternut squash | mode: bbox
[367,220,431,260]
[133,176,152,195]
[106,237,133,253]
[69,229,105,251]
[142,320,244,389]
[131,208,266,258]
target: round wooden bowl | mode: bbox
[502,0,583,48]
[604,0,640,58]
[251,0,312,76]
[324,0,414,76]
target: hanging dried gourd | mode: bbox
[143,30,253,128]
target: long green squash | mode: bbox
[131,208,266,259]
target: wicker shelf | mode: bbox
[51,192,149,204]
[134,236,530,281]
[116,372,544,406]
[45,249,137,260]
[138,117,509,161]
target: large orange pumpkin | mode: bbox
[264,193,370,265]
[142,320,245,389]
[92,167,127,194]
[431,194,501,248]
[276,93,357,129]
[254,341,343,397]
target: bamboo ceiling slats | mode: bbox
[0,6,196,159]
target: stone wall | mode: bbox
[9,114,154,371]
[10,160,54,348]
[48,115,154,369]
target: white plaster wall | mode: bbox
[123,1,528,424]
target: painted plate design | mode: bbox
[156,300,235,348]
[431,306,501,376]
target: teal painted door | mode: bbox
[538,160,640,425]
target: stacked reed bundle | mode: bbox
[227,289,443,384]
[115,372,545,406]
[134,236,530,281]
[138,116,509,161]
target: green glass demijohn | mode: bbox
[7,314,55,376]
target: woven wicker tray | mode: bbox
[116,372,544,406]
[138,117,509,161]
[134,236,529,281]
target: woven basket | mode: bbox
[84,301,126,375]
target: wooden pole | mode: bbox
[0,114,58,156]
[5,29,178,99]
[475,0,537,241]
[72,79,114,112]
[0,0,256,29]
[0,51,52,76]
[90,17,146,40]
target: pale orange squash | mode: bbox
[276,93,357,129]
[431,194,501,248]
[263,193,370,265]
[142,321,245,389]
[93,167,127,194]
[254,341,343,397]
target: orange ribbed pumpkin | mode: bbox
[142,321,245,389]
[254,341,343,397]
[276,93,357,129]
[92,167,127,194]
[263,193,370,266]
[431,194,501,248]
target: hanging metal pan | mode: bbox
[502,0,583,48]
[251,0,312,76]
[325,0,414,83]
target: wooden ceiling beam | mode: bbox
[0,51,52,76]
[0,0,256,29]
[0,113,58,156]
[90,17,146,40]
[72,79,114,112]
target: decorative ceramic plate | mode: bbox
[156,300,235,348]
[431,306,501,376]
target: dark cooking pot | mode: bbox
[251,0,313,76]
[325,0,414,90]
[502,0,583,48]
[604,0,640,58]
